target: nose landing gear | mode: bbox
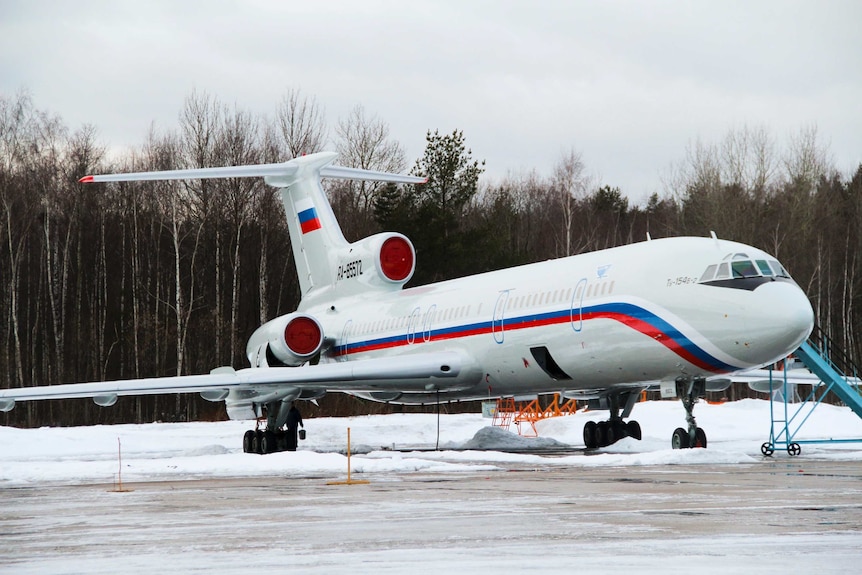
[671,377,708,449]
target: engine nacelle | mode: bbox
[247,312,324,367]
[333,232,416,291]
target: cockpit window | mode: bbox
[755,260,773,276]
[768,260,790,278]
[699,264,717,282]
[731,259,759,278]
[698,251,794,287]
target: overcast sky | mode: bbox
[1,0,860,203]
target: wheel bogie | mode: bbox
[584,419,641,449]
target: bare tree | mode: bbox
[551,148,589,256]
[275,88,327,159]
[332,104,406,238]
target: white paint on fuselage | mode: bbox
[287,236,813,402]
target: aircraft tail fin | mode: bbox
[80,152,425,299]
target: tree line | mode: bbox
[2,89,860,427]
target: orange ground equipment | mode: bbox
[492,394,580,437]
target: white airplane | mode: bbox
[0,152,814,452]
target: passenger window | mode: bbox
[731,260,759,278]
[700,264,717,282]
[756,260,773,276]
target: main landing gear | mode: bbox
[241,399,299,454]
[671,377,708,449]
[583,390,643,449]
[583,419,642,449]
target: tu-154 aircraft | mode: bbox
[0,152,814,452]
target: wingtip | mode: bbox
[78,175,95,184]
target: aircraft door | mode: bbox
[338,319,353,361]
[407,307,421,344]
[570,278,587,332]
[422,305,436,343]
[492,290,510,344]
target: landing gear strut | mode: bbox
[583,390,643,449]
[671,377,708,449]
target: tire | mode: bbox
[583,421,598,449]
[596,422,608,448]
[694,427,707,449]
[605,423,617,446]
[242,430,256,454]
[761,442,774,457]
[672,427,690,449]
[253,430,264,454]
[788,443,802,457]
[261,430,277,454]
[626,420,642,441]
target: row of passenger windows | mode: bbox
[699,253,790,283]
[575,281,615,301]
[352,305,473,336]
[508,288,571,311]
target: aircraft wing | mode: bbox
[0,351,466,412]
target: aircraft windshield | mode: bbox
[698,252,792,284]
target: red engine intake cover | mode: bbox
[283,316,322,357]
[379,236,414,282]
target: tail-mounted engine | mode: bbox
[247,312,324,367]
[333,232,416,292]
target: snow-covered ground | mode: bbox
[3,398,862,486]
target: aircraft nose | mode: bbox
[749,281,814,362]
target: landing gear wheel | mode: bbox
[788,443,802,457]
[626,420,642,441]
[242,430,256,453]
[672,427,690,449]
[693,427,707,449]
[596,422,608,448]
[261,430,278,454]
[605,423,617,446]
[761,442,775,457]
[253,430,264,454]
[583,421,598,449]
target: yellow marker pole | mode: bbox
[110,437,133,493]
[346,427,352,483]
[327,426,369,486]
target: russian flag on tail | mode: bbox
[296,198,322,234]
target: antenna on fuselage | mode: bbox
[709,230,720,248]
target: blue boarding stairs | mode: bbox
[761,325,862,457]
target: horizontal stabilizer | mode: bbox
[79,152,426,187]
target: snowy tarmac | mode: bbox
[3,461,862,574]
[3,399,862,573]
